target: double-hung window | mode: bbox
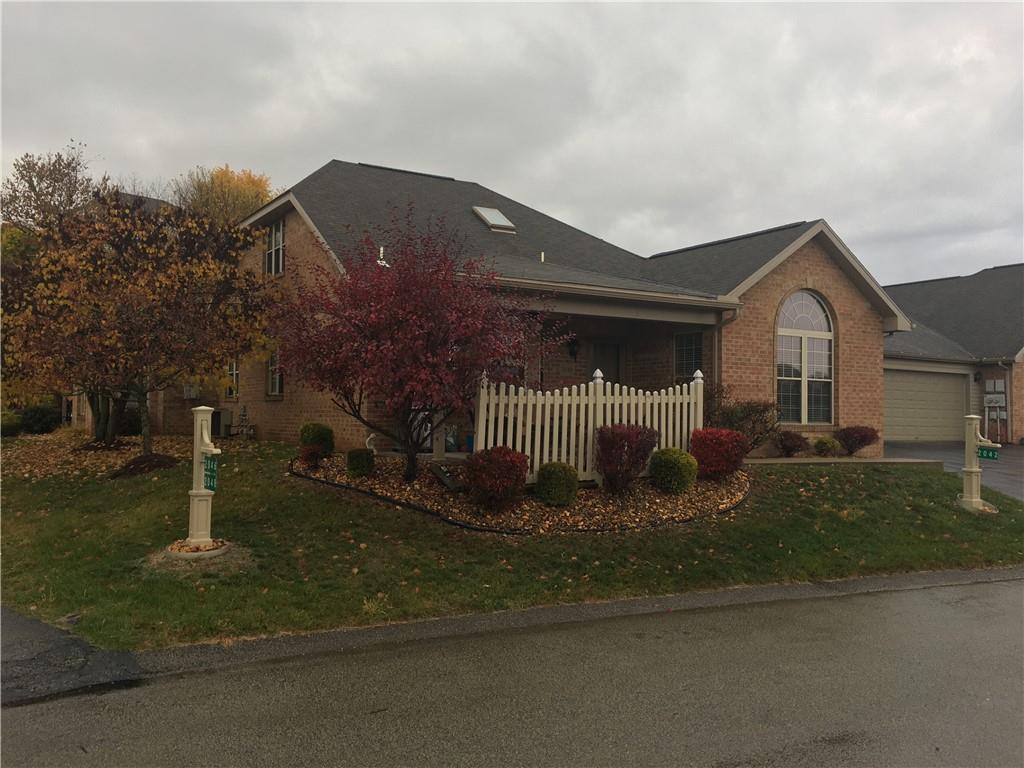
[266,351,284,396]
[265,220,284,275]
[226,359,240,399]
[776,291,833,424]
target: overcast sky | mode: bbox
[2,2,1021,284]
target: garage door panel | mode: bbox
[884,370,967,441]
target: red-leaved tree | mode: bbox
[274,209,567,481]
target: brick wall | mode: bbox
[720,238,886,456]
[1012,363,1023,444]
[211,208,372,449]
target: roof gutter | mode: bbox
[495,276,742,310]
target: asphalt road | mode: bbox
[3,578,1022,768]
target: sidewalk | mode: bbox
[4,565,1023,707]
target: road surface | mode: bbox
[3,577,1022,767]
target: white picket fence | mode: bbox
[473,369,704,483]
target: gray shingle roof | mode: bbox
[289,161,715,298]
[642,220,821,296]
[883,320,976,362]
[884,265,1024,360]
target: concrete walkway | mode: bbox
[886,442,1023,500]
[0,608,140,706]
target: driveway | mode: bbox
[3,576,1022,767]
[887,441,1023,501]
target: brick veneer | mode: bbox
[719,237,886,456]
[209,208,375,448]
[1012,363,1023,444]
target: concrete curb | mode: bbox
[134,565,1023,679]
[7,565,1020,708]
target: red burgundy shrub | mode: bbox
[465,446,529,510]
[835,426,880,456]
[689,428,750,480]
[595,424,660,494]
[775,430,810,457]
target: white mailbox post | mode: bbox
[960,414,1000,513]
[187,406,222,546]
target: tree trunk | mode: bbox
[403,446,419,483]
[105,397,125,446]
[140,389,153,455]
[92,393,108,441]
[89,393,103,442]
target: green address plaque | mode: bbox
[977,446,999,461]
[203,454,219,491]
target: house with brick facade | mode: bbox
[190,159,912,459]
[882,264,1024,445]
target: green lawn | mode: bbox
[2,441,1022,650]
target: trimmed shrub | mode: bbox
[835,426,880,456]
[704,384,779,449]
[299,422,335,457]
[536,462,578,506]
[346,448,375,478]
[814,436,842,457]
[775,430,810,457]
[595,424,659,494]
[465,446,529,510]
[648,448,698,494]
[1,412,22,437]
[689,428,750,480]
[17,404,60,434]
[298,444,324,470]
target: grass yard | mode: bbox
[2,436,1022,650]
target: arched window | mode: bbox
[776,291,833,424]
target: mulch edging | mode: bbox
[288,457,752,536]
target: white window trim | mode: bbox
[778,329,834,424]
[226,359,240,398]
[265,220,284,275]
[266,352,283,396]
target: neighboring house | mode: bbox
[205,160,912,457]
[882,265,1024,444]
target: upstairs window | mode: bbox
[266,351,284,396]
[226,359,240,399]
[674,332,704,383]
[265,220,284,275]
[776,291,833,424]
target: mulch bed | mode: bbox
[292,454,750,535]
[3,430,194,480]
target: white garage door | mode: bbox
[884,369,968,441]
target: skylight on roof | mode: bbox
[472,206,516,233]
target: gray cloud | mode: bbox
[3,2,1020,284]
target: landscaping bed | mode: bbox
[293,455,750,534]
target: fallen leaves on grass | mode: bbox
[298,455,750,534]
[3,429,191,480]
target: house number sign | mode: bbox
[203,454,219,491]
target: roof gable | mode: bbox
[644,221,818,296]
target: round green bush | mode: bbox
[17,404,60,434]
[648,448,698,494]
[814,436,842,457]
[346,448,375,478]
[299,422,335,456]
[1,412,22,437]
[536,462,578,506]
